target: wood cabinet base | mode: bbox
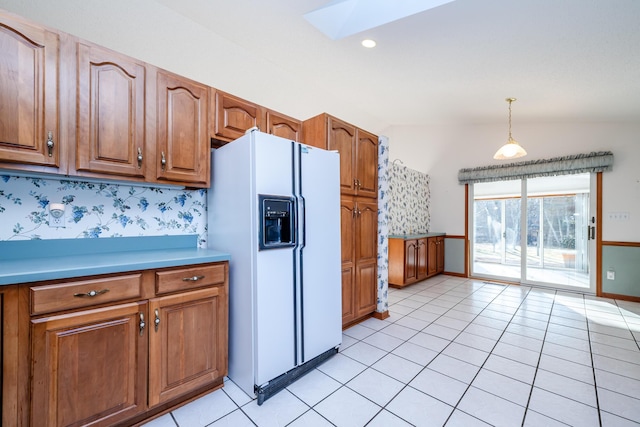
[2,262,228,427]
[389,236,445,288]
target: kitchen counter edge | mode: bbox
[389,232,446,240]
[0,235,230,286]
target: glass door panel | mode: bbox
[472,180,521,280]
[525,174,591,290]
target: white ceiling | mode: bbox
[155,0,640,132]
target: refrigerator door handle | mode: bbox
[299,195,306,249]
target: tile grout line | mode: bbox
[354,279,506,426]
[390,280,534,426]
[586,294,605,427]
[520,289,567,427]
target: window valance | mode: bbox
[458,151,613,185]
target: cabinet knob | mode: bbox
[154,308,160,332]
[46,131,54,157]
[161,152,166,170]
[137,147,143,168]
[139,312,146,336]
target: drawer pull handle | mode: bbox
[73,289,110,298]
[182,275,205,282]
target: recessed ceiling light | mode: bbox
[362,39,377,48]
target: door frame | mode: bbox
[465,172,603,294]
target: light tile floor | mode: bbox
[143,275,640,427]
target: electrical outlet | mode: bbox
[49,213,65,227]
[49,204,66,228]
[607,270,615,280]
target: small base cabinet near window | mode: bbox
[389,234,445,287]
[25,262,228,427]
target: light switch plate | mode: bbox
[607,270,615,280]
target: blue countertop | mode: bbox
[389,232,446,239]
[0,235,230,286]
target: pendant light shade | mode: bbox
[494,98,527,160]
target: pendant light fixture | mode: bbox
[493,97,527,160]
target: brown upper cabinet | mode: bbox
[75,42,148,179]
[303,114,378,198]
[154,69,210,187]
[0,14,63,173]
[266,109,302,142]
[211,90,303,145]
[0,11,212,188]
[212,90,263,143]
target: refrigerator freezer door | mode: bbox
[297,144,342,363]
[253,134,297,386]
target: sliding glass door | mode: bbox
[471,173,595,292]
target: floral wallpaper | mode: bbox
[0,175,207,246]
[389,162,430,235]
[377,136,390,313]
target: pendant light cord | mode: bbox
[507,97,516,141]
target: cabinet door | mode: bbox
[213,91,263,141]
[355,262,377,318]
[427,237,438,276]
[355,199,378,265]
[76,43,147,178]
[31,301,147,427]
[341,266,355,324]
[266,110,302,141]
[404,240,418,283]
[417,238,428,280]
[149,286,227,407]
[340,196,356,324]
[156,70,210,187]
[0,16,60,169]
[436,236,445,273]
[327,117,357,195]
[355,199,378,317]
[355,129,378,199]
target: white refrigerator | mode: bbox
[207,129,342,404]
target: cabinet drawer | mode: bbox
[31,274,143,315]
[156,263,226,295]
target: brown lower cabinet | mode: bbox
[389,235,445,287]
[341,196,378,326]
[10,262,229,427]
[31,301,148,426]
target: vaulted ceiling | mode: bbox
[153,0,640,133]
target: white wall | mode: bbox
[385,122,640,242]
